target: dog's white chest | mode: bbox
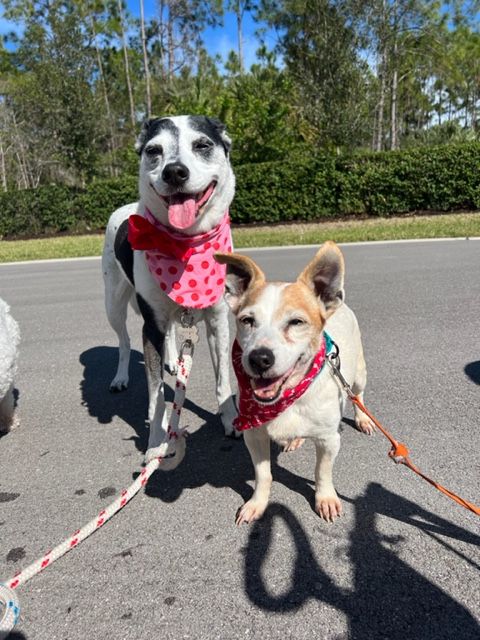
[265,371,343,442]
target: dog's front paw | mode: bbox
[145,436,186,472]
[315,493,342,523]
[219,396,240,438]
[236,499,268,526]
[109,375,129,392]
[355,414,375,436]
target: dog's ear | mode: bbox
[206,117,232,154]
[135,118,162,155]
[214,253,265,313]
[298,242,345,317]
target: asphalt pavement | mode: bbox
[0,239,479,640]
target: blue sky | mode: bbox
[126,1,277,70]
[0,1,277,70]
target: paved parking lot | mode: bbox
[1,240,479,639]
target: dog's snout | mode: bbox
[162,162,190,187]
[249,348,275,374]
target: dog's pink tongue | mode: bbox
[168,195,197,230]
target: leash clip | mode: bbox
[327,341,355,399]
[178,308,199,356]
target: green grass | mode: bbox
[1,212,479,263]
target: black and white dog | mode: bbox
[102,116,237,468]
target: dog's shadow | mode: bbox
[80,347,149,449]
[79,346,316,507]
[79,346,251,504]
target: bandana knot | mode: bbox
[128,208,232,309]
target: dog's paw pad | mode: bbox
[315,495,342,523]
[235,500,267,526]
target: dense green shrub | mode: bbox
[232,154,337,224]
[0,184,80,237]
[73,176,138,229]
[335,143,480,215]
[0,143,479,238]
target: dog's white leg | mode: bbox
[314,432,342,522]
[140,307,185,470]
[204,301,238,437]
[164,322,178,375]
[351,345,374,435]
[105,279,133,392]
[236,426,272,525]
[0,384,18,433]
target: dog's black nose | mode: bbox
[249,348,275,374]
[162,162,190,186]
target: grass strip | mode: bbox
[1,212,479,263]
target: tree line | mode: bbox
[0,0,479,191]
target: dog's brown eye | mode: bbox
[288,318,305,327]
[145,145,163,157]
[240,316,255,327]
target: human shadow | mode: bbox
[464,361,480,385]
[245,485,480,639]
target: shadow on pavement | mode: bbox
[464,360,480,385]
[244,484,479,639]
[79,346,216,454]
[80,345,255,504]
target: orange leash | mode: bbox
[326,347,480,517]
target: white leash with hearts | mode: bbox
[0,327,197,639]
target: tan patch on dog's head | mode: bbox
[276,282,326,351]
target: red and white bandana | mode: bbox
[232,334,329,431]
[128,208,233,309]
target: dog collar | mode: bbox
[128,208,233,309]
[232,332,334,431]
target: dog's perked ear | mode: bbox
[298,241,345,317]
[214,253,265,313]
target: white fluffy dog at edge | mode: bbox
[215,242,374,524]
[102,115,238,469]
[0,297,20,434]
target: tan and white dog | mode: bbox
[215,242,373,524]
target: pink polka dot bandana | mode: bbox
[232,334,329,431]
[128,208,233,309]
